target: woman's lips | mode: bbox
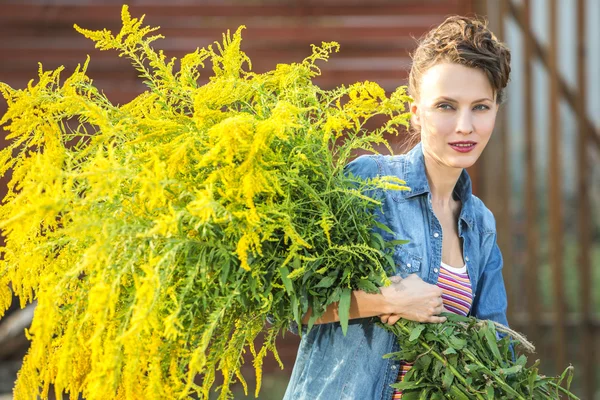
[449,142,477,153]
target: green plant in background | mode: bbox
[0,6,410,399]
[0,5,581,400]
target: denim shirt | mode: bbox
[283,143,509,400]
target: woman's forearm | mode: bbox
[301,290,391,325]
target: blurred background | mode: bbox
[0,0,598,399]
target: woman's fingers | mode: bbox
[380,311,447,325]
[379,313,401,325]
[428,315,447,324]
[380,314,390,323]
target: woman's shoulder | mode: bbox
[344,153,406,180]
[468,194,497,234]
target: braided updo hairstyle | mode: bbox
[408,16,511,105]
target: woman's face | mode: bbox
[411,63,499,170]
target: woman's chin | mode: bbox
[446,154,479,169]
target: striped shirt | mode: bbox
[392,263,473,399]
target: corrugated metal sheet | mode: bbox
[0,1,472,104]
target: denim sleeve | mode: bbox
[472,232,515,360]
[473,235,508,326]
[343,155,383,199]
[344,155,380,179]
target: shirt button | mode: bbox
[391,365,397,370]
[433,232,440,238]
[434,268,439,273]
[465,257,470,262]
[406,263,411,268]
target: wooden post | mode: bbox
[506,1,600,151]
[496,0,514,324]
[522,0,540,343]
[576,0,593,397]
[547,0,566,374]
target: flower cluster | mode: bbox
[0,6,411,399]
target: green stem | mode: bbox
[461,349,526,400]
[547,381,580,400]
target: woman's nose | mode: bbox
[455,110,474,135]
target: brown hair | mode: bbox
[408,16,511,105]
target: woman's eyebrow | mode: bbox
[433,96,494,103]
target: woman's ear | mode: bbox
[410,103,420,126]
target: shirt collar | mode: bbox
[400,142,474,229]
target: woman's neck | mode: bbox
[422,151,463,207]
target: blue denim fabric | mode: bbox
[283,143,509,400]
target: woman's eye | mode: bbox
[437,103,454,110]
[473,104,490,111]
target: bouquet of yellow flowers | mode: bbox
[0,6,579,400]
[0,6,411,399]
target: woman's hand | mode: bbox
[379,274,447,325]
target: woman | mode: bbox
[283,16,512,399]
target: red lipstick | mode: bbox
[449,141,477,153]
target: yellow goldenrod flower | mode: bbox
[0,5,411,399]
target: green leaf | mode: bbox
[566,366,574,391]
[441,312,470,323]
[485,385,495,400]
[248,274,257,294]
[497,365,523,376]
[464,363,483,373]
[433,359,443,379]
[424,332,442,343]
[373,221,394,234]
[291,296,301,331]
[442,367,454,388]
[516,354,527,367]
[314,275,336,289]
[447,354,458,368]
[219,257,230,286]
[398,392,420,400]
[448,384,470,400]
[430,390,443,400]
[483,321,502,363]
[448,336,467,350]
[414,354,432,371]
[418,388,432,400]
[390,381,425,391]
[356,278,379,293]
[408,324,426,342]
[370,232,385,250]
[442,347,457,355]
[329,286,342,303]
[338,288,352,336]
[384,253,395,269]
[386,239,410,247]
[306,312,319,333]
[528,365,538,393]
[279,266,294,295]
